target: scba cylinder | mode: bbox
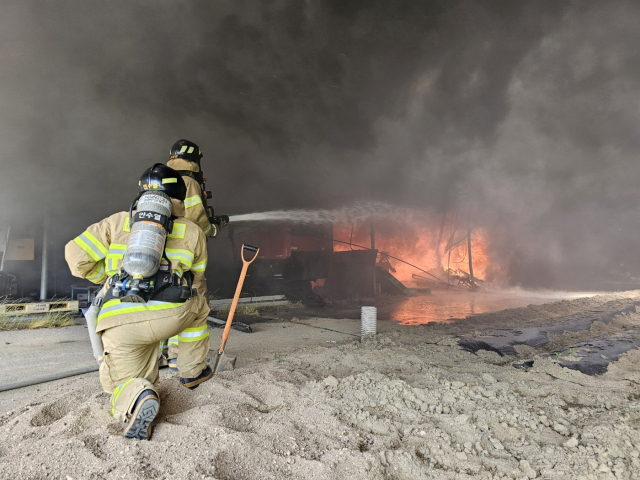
[122,191,173,278]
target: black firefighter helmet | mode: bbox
[138,163,187,201]
[170,139,203,165]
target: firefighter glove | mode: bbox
[213,215,229,228]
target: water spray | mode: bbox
[228,202,423,225]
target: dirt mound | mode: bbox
[0,292,639,479]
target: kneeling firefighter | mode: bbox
[65,164,212,440]
[163,139,228,370]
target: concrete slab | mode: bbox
[0,325,96,385]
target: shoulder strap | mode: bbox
[175,170,196,179]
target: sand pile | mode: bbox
[1,294,640,479]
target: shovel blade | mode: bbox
[212,352,237,374]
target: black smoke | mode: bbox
[0,0,638,289]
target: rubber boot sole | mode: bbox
[181,368,214,389]
[124,393,159,440]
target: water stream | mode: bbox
[228,202,427,225]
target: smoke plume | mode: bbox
[1,0,639,288]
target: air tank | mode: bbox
[122,191,172,278]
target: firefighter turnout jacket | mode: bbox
[167,157,216,237]
[66,208,208,332]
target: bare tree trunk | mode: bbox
[436,213,447,268]
[467,205,476,291]
[447,211,458,286]
[370,219,377,296]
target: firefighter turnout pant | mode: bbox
[99,296,210,423]
[168,335,179,360]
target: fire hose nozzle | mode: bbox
[213,214,229,227]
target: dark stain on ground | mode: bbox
[457,302,640,376]
[545,334,640,375]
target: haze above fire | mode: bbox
[1,1,639,288]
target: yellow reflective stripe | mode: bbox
[178,325,209,342]
[105,254,124,275]
[168,336,179,345]
[106,245,126,273]
[191,259,207,272]
[111,377,136,413]
[180,145,188,153]
[184,195,202,208]
[183,325,207,333]
[179,332,209,342]
[165,248,194,259]
[74,238,101,262]
[87,260,106,282]
[167,223,186,239]
[187,146,194,154]
[123,217,131,232]
[87,271,106,282]
[109,244,127,254]
[106,243,126,274]
[98,299,182,322]
[74,231,108,262]
[166,248,194,268]
[84,231,108,256]
[162,178,178,184]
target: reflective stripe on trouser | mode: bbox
[108,377,157,423]
[99,296,210,421]
[166,322,210,372]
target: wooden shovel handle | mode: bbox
[218,244,259,353]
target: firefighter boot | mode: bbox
[158,354,169,369]
[168,358,178,372]
[167,335,179,372]
[158,340,169,369]
[180,365,213,390]
[124,389,159,440]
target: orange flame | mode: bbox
[333,219,491,285]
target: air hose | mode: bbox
[0,365,99,393]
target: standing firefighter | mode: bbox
[167,139,228,238]
[65,164,212,440]
[163,139,228,370]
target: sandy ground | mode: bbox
[0,290,639,479]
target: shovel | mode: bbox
[212,244,260,373]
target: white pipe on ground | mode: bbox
[361,306,377,340]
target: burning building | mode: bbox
[206,203,496,302]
